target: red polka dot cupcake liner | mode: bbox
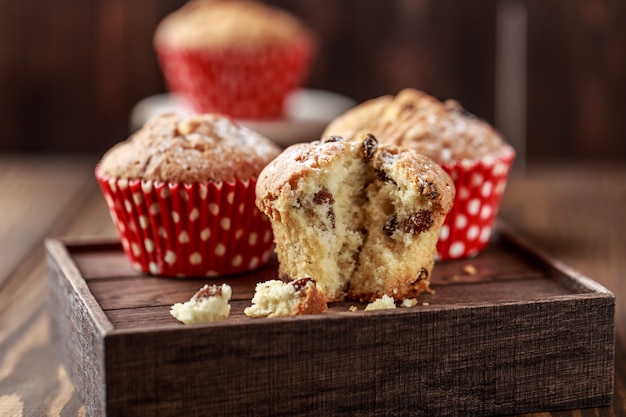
[95,168,275,277]
[436,148,516,260]
[155,40,314,119]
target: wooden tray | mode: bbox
[45,223,615,417]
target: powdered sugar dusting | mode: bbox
[98,113,281,183]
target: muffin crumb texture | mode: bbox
[171,284,232,324]
[365,295,397,311]
[401,298,418,307]
[244,278,328,318]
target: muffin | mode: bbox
[95,112,282,277]
[171,283,232,324]
[322,88,515,260]
[244,277,328,318]
[154,0,316,119]
[256,134,455,302]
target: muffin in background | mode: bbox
[322,88,515,260]
[95,112,282,277]
[154,0,316,119]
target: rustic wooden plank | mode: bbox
[102,285,600,330]
[57,226,609,321]
[0,243,89,417]
[46,239,111,417]
[99,278,589,331]
[0,157,107,417]
[0,156,99,287]
[93,274,576,327]
[61,232,577,329]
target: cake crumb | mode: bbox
[348,305,358,312]
[244,278,327,318]
[422,302,430,306]
[463,264,477,275]
[170,283,231,324]
[401,298,417,307]
[364,295,397,311]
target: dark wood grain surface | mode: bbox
[0,155,625,416]
[1,0,625,160]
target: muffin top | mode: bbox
[322,88,514,165]
[98,112,282,183]
[256,135,455,217]
[154,0,315,50]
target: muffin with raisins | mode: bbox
[255,134,455,302]
[323,88,515,260]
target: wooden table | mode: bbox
[0,155,624,416]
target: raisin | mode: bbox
[321,135,345,143]
[403,210,433,234]
[312,188,335,229]
[191,285,222,301]
[383,215,399,237]
[327,209,336,229]
[361,133,378,160]
[292,277,315,291]
[313,188,334,205]
[375,169,396,184]
[413,268,429,283]
[421,182,439,199]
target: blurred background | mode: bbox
[0,0,624,163]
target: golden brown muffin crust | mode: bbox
[255,139,349,217]
[256,137,454,219]
[154,0,315,50]
[373,143,455,214]
[98,113,282,183]
[292,278,329,315]
[323,88,513,164]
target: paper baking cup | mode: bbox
[155,40,314,119]
[436,148,515,260]
[95,169,274,277]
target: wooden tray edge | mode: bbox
[45,238,114,334]
[496,220,615,297]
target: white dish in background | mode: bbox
[129,89,357,147]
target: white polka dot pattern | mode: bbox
[95,168,275,277]
[436,150,515,260]
[155,41,313,119]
